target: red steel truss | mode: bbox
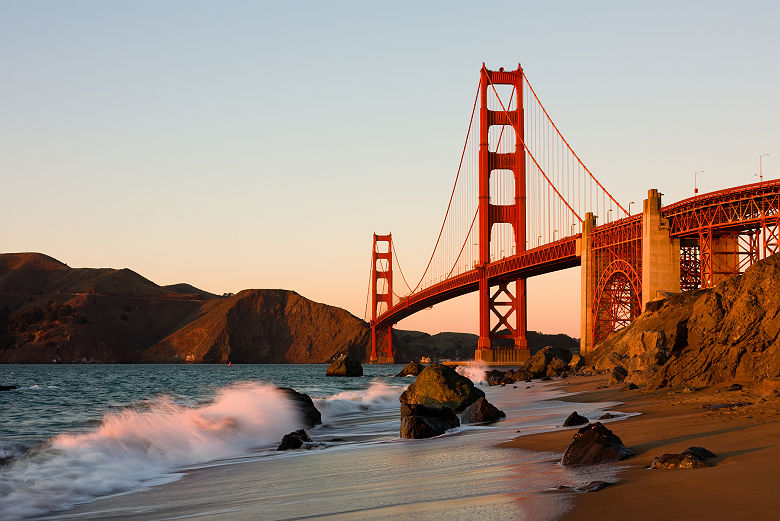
[370,234,393,362]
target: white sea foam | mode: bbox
[456,361,489,384]
[315,381,402,419]
[0,382,302,521]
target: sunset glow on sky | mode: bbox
[2,1,778,337]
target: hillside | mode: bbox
[0,252,580,364]
[588,253,780,388]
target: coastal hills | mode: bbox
[0,253,577,364]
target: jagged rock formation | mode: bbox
[589,253,780,389]
[400,364,485,412]
[561,422,633,465]
[325,354,363,376]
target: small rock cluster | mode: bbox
[399,364,505,439]
[650,446,717,469]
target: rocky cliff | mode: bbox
[589,253,780,388]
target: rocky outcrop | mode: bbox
[563,411,589,427]
[400,403,460,439]
[560,422,633,465]
[609,366,628,385]
[399,364,484,412]
[528,346,573,378]
[460,397,506,424]
[590,254,780,389]
[326,354,363,377]
[277,429,312,450]
[275,387,322,427]
[396,361,424,377]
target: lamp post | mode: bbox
[760,154,769,183]
[694,170,704,194]
[628,201,635,215]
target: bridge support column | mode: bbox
[578,212,596,355]
[641,189,680,309]
[370,234,394,364]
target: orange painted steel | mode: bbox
[368,63,780,359]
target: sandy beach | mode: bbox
[502,375,780,521]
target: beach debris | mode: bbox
[275,387,322,427]
[563,411,589,427]
[609,366,628,385]
[598,412,617,420]
[460,397,506,424]
[277,429,312,451]
[325,353,363,377]
[399,364,484,412]
[395,361,424,377]
[560,422,633,465]
[0,385,18,392]
[400,403,460,439]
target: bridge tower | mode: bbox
[476,64,529,364]
[370,233,394,364]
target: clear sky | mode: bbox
[2,1,778,337]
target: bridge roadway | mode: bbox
[374,179,780,330]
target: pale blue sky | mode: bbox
[2,1,778,336]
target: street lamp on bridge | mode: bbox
[628,201,635,215]
[694,170,704,194]
[760,154,769,183]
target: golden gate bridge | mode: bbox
[366,63,780,364]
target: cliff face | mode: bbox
[143,289,370,363]
[589,253,780,388]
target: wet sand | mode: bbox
[502,376,780,521]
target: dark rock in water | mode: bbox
[460,396,506,424]
[0,385,18,391]
[277,429,312,451]
[399,364,484,412]
[727,383,743,391]
[575,481,614,493]
[561,422,633,465]
[485,369,506,386]
[400,403,460,439]
[326,354,363,377]
[598,413,617,420]
[609,366,628,385]
[396,361,424,377]
[275,387,322,427]
[622,383,638,391]
[563,411,589,427]
[650,453,709,469]
[682,446,717,460]
[528,346,573,378]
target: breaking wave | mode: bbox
[0,383,302,520]
[315,381,402,419]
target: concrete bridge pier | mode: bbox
[641,189,681,309]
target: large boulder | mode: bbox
[275,387,322,427]
[277,429,312,451]
[325,353,363,377]
[460,397,506,424]
[399,363,484,412]
[396,361,424,377]
[561,422,633,465]
[528,346,574,378]
[400,403,460,439]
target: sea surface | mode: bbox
[0,364,628,521]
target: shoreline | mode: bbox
[501,375,780,521]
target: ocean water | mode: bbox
[0,364,627,521]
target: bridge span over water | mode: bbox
[367,64,779,364]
